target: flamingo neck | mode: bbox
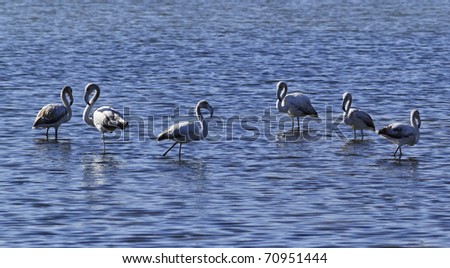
[61,90,72,121]
[83,88,100,127]
[276,99,288,113]
[195,104,208,138]
[195,104,205,124]
[276,83,288,113]
[410,111,420,129]
[83,103,95,127]
[277,83,287,101]
[87,86,100,106]
[343,96,352,116]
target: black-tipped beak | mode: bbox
[118,121,129,130]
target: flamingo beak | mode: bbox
[69,93,74,106]
[84,88,92,105]
[208,105,214,117]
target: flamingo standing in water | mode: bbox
[157,100,214,160]
[33,85,74,139]
[378,109,421,157]
[276,81,318,132]
[83,83,128,151]
[342,92,375,140]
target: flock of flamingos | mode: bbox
[32,82,421,159]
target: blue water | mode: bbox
[1,1,450,247]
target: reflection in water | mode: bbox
[34,138,72,149]
[34,137,59,144]
[376,157,420,179]
[81,153,122,188]
[276,129,321,143]
[169,158,207,180]
[33,138,72,167]
[340,139,375,156]
[79,153,124,213]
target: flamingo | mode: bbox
[83,83,128,151]
[33,85,73,139]
[276,81,318,132]
[157,100,214,160]
[342,92,375,140]
[378,109,421,156]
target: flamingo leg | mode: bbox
[399,147,403,156]
[178,143,182,160]
[393,146,400,156]
[297,117,300,131]
[55,127,58,140]
[102,133,106,153]
[163,142,177,156]
[291,117,295,133]
[45,128,49,139]
[361,130,364,140]
[353,129,356,140]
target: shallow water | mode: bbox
[1,1,450,247]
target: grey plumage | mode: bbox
[157,100,213,159]
[33,86,73,139]
[342,92,375,140]
[378,109,421,156]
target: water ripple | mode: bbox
[0,1,450,247]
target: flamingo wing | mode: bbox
[158,121,197,141]
[33,104,68,127]
[94,106,128,132]
[352,109,375,130]
[378,123,415,139]
[284,93,318,116]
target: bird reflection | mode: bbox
[376,157,420,179]
[340,139,375,156]
[276,128,321,143]
[34,137,71,146]
[33,138,72,165]
[81,153,122,188]
[168,157,207,180]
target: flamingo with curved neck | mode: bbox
[276,81,318,132]
[83,83,128,151]
[157,100,214,160]
[378,109,421,157]
[33,85,73,139]
[342,92,375,140]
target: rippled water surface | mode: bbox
[1,1,450,247]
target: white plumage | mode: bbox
[83,83,128,151]
[276,81,318,131]
[378,109,421,156]
[157,100,214,159]
[33,85,73,139]
[342,92,375,140]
